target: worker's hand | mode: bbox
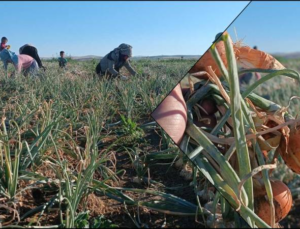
[151,84,188,145]
[41,66,47,72]
[120,75,128,81]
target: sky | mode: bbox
[1,1,249,57]
[227,1,300,54]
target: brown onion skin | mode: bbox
[152,84,187,145]
[255,180,292,225]
[280,130,300,174]
[235,46,285,70]
[188,40,227,79]
[189,30,285,80]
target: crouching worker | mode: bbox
[19,44,46,71]
[96,43,137,80]
[0,49,39,77]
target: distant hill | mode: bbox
[132,55,201,60]
[71,55,102,61]
[272,52,300,59]
[41,55,201,62]
[41,52,300,62]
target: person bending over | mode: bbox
[96,43,137,80]
[0,49,39,77]
[19,44,46,71]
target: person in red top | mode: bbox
[0,37,9,51]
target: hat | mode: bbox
[19,44,35,54]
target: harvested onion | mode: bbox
[189,39,227,78]
[188,31,285,80]
[234,46,285,70]
[255,180,292,225]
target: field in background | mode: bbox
[1,57,300,228]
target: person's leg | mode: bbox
[31,47,43,68]
[99,70,113,80]
[96,63,101,74]
[28,60,39,77]
[23,68,29,77]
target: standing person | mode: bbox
[58,51,68,68]
[95,43,137,80]
[19,44,46,71]
[0,49,39,77]
[0,37,10,51]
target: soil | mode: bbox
[100,130,204,228]
[0,127,205,228]
[101,159,204,228]
[4,124,299,228]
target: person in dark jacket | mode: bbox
[96,43,137,80]
[19,44,46,71]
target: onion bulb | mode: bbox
[280,128,300,174]
[255,180,292,225]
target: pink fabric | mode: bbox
[14,54,35,73]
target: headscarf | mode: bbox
[118,43,133,57]
[0,49,18,70]
[19,44,35,54]
[214,32,224,43]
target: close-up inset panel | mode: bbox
[152,2,300,228]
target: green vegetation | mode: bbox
[180,35,300,228]
[0,59,206,228]
[1,55,300,228]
